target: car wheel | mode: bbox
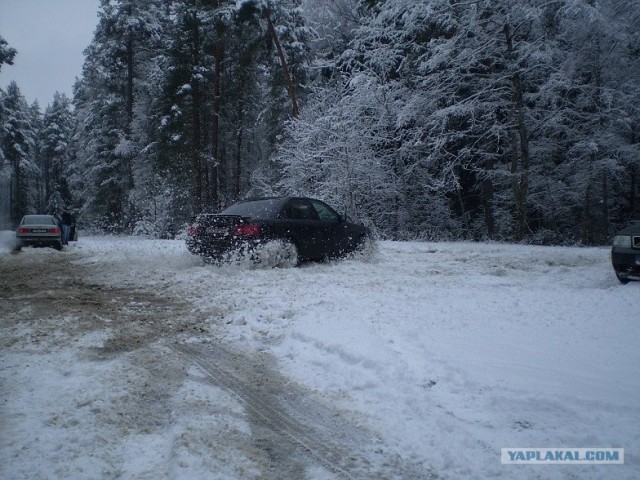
[202,254,222,266]
[353,233,377,259]
[273,240,299,268]
[55,242,63,251]
[616,273,630,284]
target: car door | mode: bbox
[308,199,352,256]
[279,198,327,259]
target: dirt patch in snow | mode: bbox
[0,247,432,479]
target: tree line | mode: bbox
[1,0,639,244]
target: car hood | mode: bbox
[617,222,640,236]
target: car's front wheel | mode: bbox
[616,272,630,284]
[352,233,377,260]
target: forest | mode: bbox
[1,0,639,244]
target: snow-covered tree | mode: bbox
[73,0,168,232]
[0,35,16,72]
[549,0,640,243]
[272,0,640,242]
[1,82,39,223]
[157,0,312,219]
[41,92,74,214]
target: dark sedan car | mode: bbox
[186,197,370,266]
[611,222,640,283]
[15,214,62,251]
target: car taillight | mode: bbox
[232,224,261,237]
[50,228,61,234]
[187,226,204,236]
[18,228,29,234]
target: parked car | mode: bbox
[186,197,371,266]
[15,214,62,251]
[611,222,640,283]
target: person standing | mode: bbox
[61,210,73,245]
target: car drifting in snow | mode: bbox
[611,222,640,283]
[186,197,370,266]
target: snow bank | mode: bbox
[0,229,17,252]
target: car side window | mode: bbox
[283,200,318,220]
[310,200,341,222]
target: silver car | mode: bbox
[16,215,62,251]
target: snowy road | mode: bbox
[1,234,639,479]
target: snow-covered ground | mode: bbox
[1,233,638,479]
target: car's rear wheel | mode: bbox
[202,254,223,265]
[273,240,299,268]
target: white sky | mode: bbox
[0,0,100,108]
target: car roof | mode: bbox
[234,196,297,202]
[21,214,57,223]
[233,196,289,203]
[233,196,322,204]
[193,197,328,219]
[219,197,289,218]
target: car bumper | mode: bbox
[17,235,61,246]
[611,249,640,280]
[186,237,261,258]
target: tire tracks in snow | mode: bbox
[1,246,435,479]
[170,342,435,480]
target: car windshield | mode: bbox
[221,199,283,219]
[22,215,56,225]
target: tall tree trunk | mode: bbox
[601,173,610,242]
[509,130,521,236]
[482,159,495,240]
[122,3,135,231]
[190,11,202,213]
[211,22,224,207]
[126,31,134,132]
[453,166,470,238]
[43,155,51,207]
[457,187,470,238]
[582,181,592,245]
[235,104,243,199]
[192,85,202,214]
[11,162,20,224]
[630,128,638,217]
[631,163,638,217]
[504,23,530,241]
[264,9,299,118]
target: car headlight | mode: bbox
[613,235,632,248]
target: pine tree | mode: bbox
[0,35,17,71]
[41,93,75,215]
[1,82,38,223]
[73,0,168,232]
[28,100,44,212]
